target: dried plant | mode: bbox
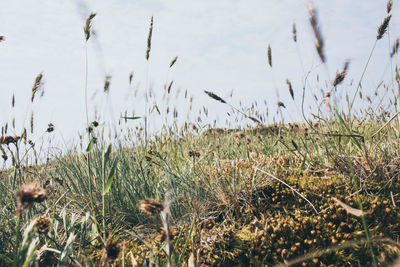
[286,79,294,100]
[204,90,226,104]
[292,23,297,42]
[167,80,174,94]
[31,73,43,102]
[308,4,325,63]
[129,72,134,84]
[139,198,163,216]
[0,35,5,42]
[84,13,96,41]
[323,91,331,111]
[104,75,111,93]
[387,0,393,13]
[377,15,391,40]
[267,44,272,67]
[169,56,178,68]
[17,183,46,215]
[145,16,153,61]
[278,101,286,108]
[333,61,350,86]
[391,37,399,57]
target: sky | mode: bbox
[0,0,399,149]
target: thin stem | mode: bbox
[349,40,378,113]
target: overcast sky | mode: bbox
[0,0,399,147]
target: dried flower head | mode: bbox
[36,245,57,266]
[377,15,392,40]
[105,239,121,264]
[84,13,96,41]
[17,183,46,215]
[46,123,54,133]
[36,216,51,234]
[139,198,163,216]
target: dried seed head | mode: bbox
[0,135,20,145]
[46,123,54,133]
[267,45,272,67]
[17,183,46,215]
[104,75,111,93]
[377,15,392,40]
[391,37,399,58]
[84,13,97,41]
[169,56,178,68]
[286,79,294,100]
[292,23,297,42]
[92,121,99,127]
[387,0,393,13]
[11,94,15,108]
[36,216,51,234]
[31,73,43,102]
[105,239,121,264]
[167,80,174,94]
[139,198,163,216]
[145,16,153,61]
[308,4,325,63]
[333,61,350,87]
[277,101,286,108]
[129,72,134,84]
[323,92,331,111]
[204,90,226,104]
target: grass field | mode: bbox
[1,2,400,266]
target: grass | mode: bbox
[1,2,400,266]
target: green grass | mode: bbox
[1,2,400,266]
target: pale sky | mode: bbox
[0,0,399,147]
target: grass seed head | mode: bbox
[387,0,393,13]
[267,45,272,67]
[145,16,153,60]
[204,90,226,104]
[286,79,294,100]
[391,37,399,57]
[377,15,392,40]
[169,56,178,68]
[292,23,297,42]
[31,73,43,102]
[84,13,96,41]
[308,4,325,62]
